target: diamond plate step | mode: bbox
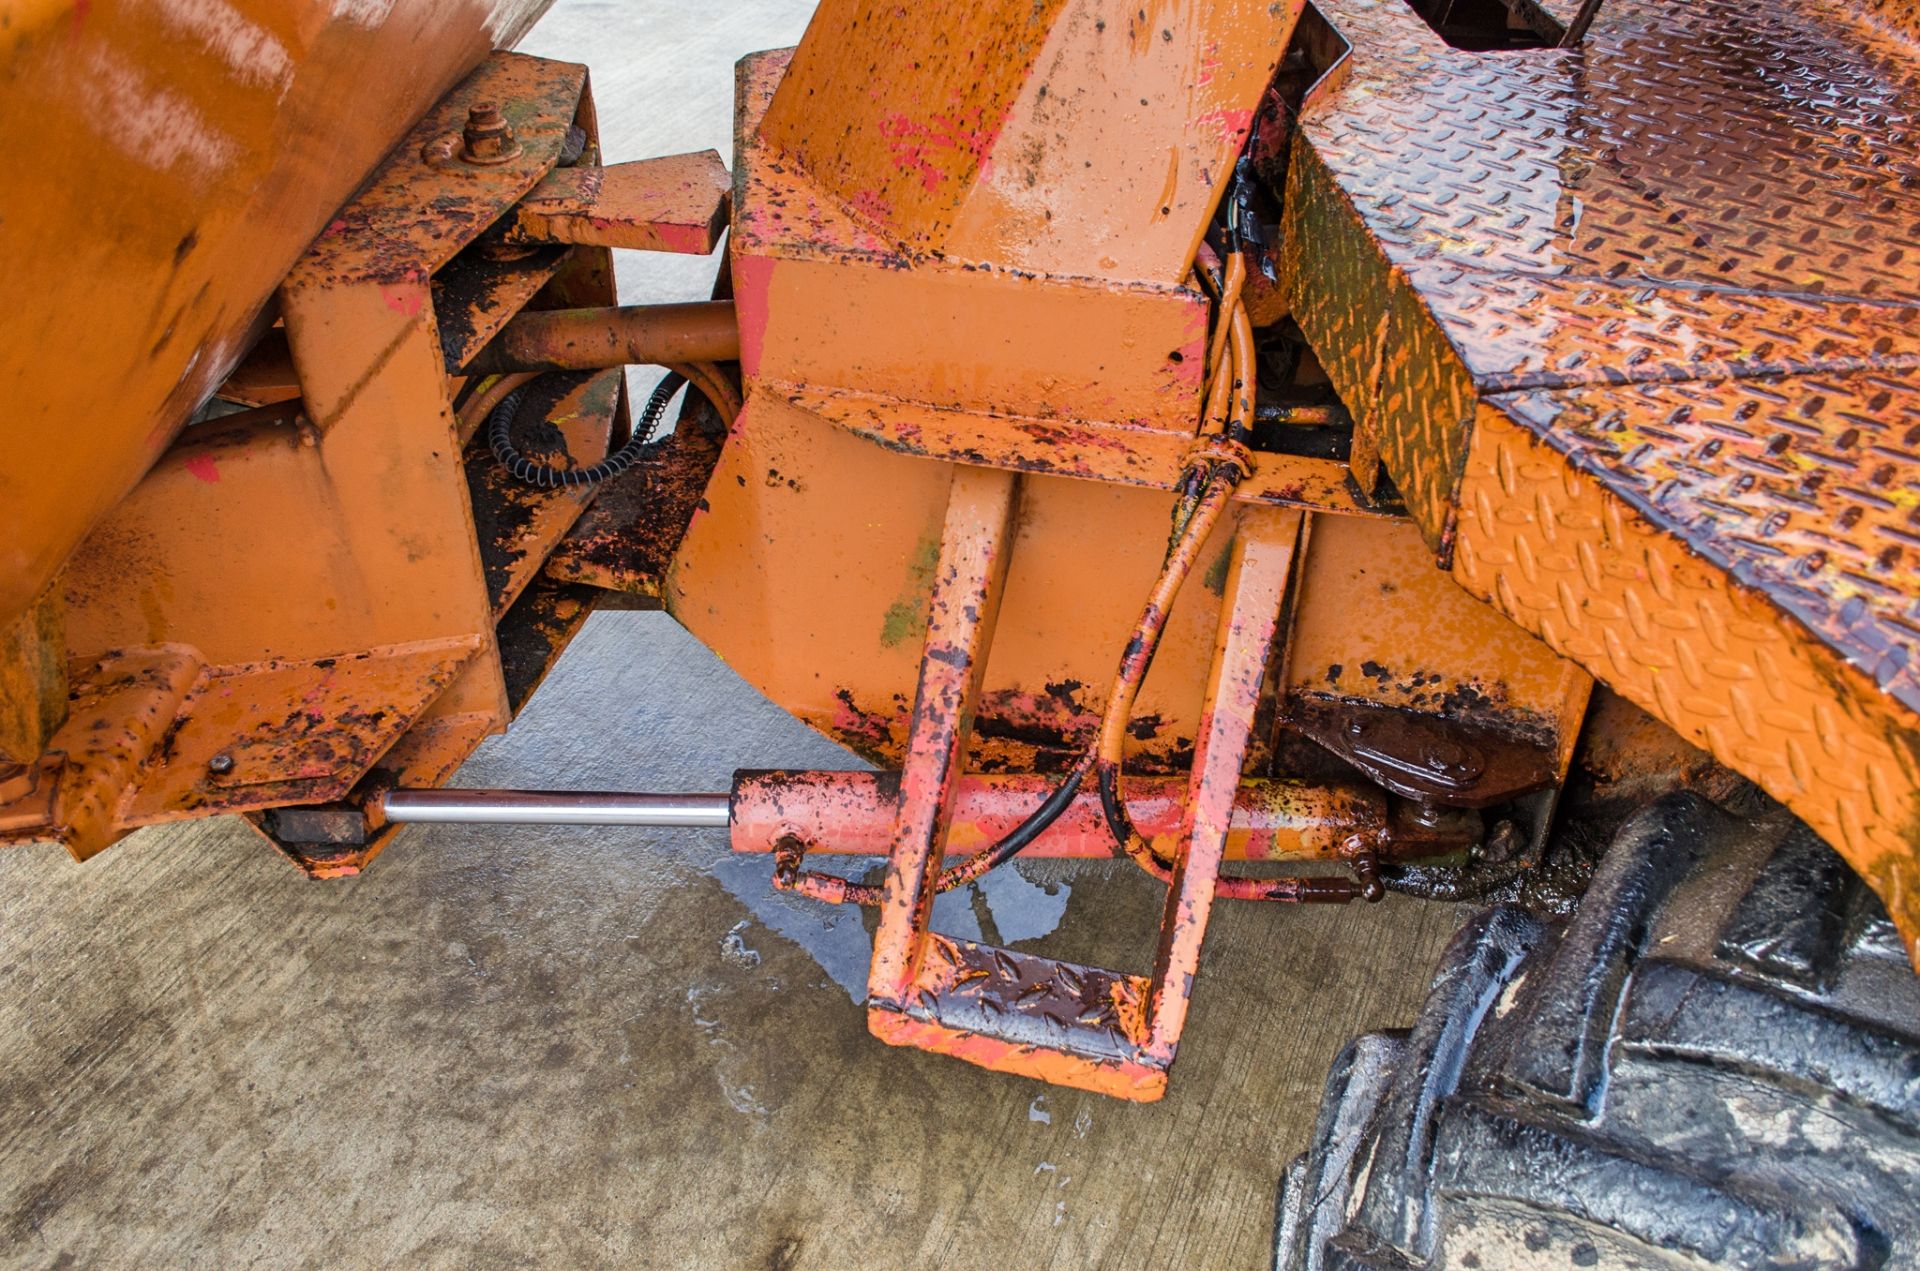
[868,936,1163,1099]
[1285,0,1920,962]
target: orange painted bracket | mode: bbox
[863,484,1304,1100]
[215,329,301,407]
[0,638,482,861]
[507,151,731,254]
[865,466,1020,1008]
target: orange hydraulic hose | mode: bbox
[665,361,741,427]
[1226,299,1256,440]
[1089,275,1376,901]
[457,372,539,445]
[1092,470,1240,883]
[1205,253,1248,384]
[1089,261,1255,883]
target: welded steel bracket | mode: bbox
[505,150,731,254]
[862,468,1303,1100]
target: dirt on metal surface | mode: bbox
[543,410,729,601]
[505,149,732,252]
[0,52,667,875]
[466,370,621,614]
[729,769,1409,860]
[858,485,1325,1099]
[0,640,482,860]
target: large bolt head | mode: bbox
[461,102,520,164]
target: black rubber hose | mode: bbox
[489,370,686,489]
[933,756,1091,891]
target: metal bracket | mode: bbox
[862,469,1304,1100]
[505,151,731,254]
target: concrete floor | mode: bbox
[0,5,1466,1268]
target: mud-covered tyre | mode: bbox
[1275,793,1920,1269]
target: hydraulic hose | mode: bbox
[489,370,688,489]
[488,360,740,489]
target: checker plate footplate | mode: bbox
[1286,0,1920,957]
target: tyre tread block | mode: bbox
[1429,1098,1876,1270]
[1620,958,1920,1129]
[1275,793,1920,1270]
[1491,794,1713,1112]
[1276,1031,1410,1271]
[1348,906,1544,1260]
[1716,821,1863,991]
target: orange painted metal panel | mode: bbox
[764,0,1303,284]
[0,0,552,635]
[667,393,1250,775]
[1287,514,1593,775]
[506,150,732,253]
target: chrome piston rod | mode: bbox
[377,788,730,827]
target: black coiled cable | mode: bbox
[489,370,687,489]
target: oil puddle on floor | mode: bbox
[704,851,1073,1001]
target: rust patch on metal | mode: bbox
[497,576,599,714]
[873,935,1161,1100]
[119,640,480,826]
[433,244,570,371]
[1284,695,1557,808]
[286,55,586,294]
[804,684,1197,777]
[544,385,730,601]
[729,769,1422,861]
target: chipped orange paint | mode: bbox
[1143,506,1300,1066]
[729,770,1393,862]
[867,466,1020,1006]
[668,394,1255,776]
[763,0,1304,284]
[1288,514,1593,776]
[862,505,1303,1101]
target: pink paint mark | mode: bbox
[878,107,997,194]
[1171,335,1208,389]
[848,188,895,226]
[1196,42,1222,87]
[732,254,774,378]
[653,224,709,254]
[322,218,349,237]
[1192,108,1256,147]
[382,287,423,317]
[184,454,221,483]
